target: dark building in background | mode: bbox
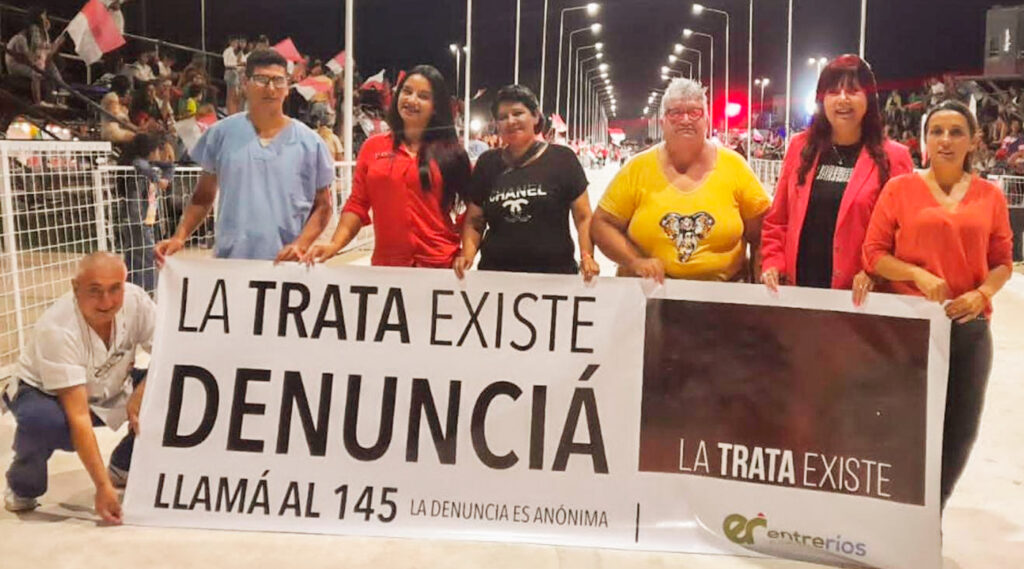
[985,4,1024,76]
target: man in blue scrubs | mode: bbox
[155,49,334,263]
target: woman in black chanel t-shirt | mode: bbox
[453,85,600,280]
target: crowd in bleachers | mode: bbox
[880,74,1024,179]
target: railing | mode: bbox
[996,175,1024,207]
[0,140,368,380]
[0,2,219,60]
[750,158,783,194]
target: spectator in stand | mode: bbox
[254,35,270,51]
[157,52,176,80]
[101,75,138,146]
[1000,118,1024,154]
[454,85,599,281]
[175,84,197,119]
[306,60,335,118]
[311,105,343,161]
[129,51,157,85]
[884,90,903,127]
[177,54,208,91]
[102,0,126,33]
[223,37,244,115]
[761,54,914,304]
[973,136,996,176]
[862,100,1013,508]
[4,7,66,104]
[128,81,163,129]
[303,65,470,267]
[591,77,771,283]
[929,77,947,106]
[153,78,176,123]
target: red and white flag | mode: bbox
[293,77,333,101]
[361,69,386,90]
[174,112,217,154]
[65,0,125,65]
[326,51,346,75]
[608,128,626,144]
[272,38,304,63]
[550,114,567,133]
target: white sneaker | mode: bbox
[4,488,38,512]
[107,464,129,489]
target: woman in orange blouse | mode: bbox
[863,100,1014,508]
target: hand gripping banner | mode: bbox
[125,258,948,569]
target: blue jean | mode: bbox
[4,374,141,499]
[115,176,157,293]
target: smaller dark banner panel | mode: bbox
[638,299,930,506]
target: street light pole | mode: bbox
[450,44,462,95]
[565,26,600,133]
[465,0,472,150]
[677,45,702,83]
[572,45,601,139]
[755,77,769,128]
[860,0,867,58]
[200,0,207,53]
[514,0,521,83]
[785,0,792,147]
[692,5,728,138]
[685,29,714,138]
[343,0,354,194]
[555,4,599,122]
[540,0,549,110]
[747,0,753,161]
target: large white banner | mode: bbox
[125,258,949,569]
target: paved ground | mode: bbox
[0,165,1022,568]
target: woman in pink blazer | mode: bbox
[761,55,914,304]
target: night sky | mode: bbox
[20,0,1012,132]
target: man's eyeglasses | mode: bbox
[249,74,289,89]
[665,107,705,122]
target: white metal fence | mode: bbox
[2,146,1019,380]
[0,141,368,380]
[751,159,784,194]
[997,175,1024,208]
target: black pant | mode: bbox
[941,318,993,508]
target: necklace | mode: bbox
[831,143,859,167]
[503,141,545,169]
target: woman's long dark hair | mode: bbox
[386,65,470,213]
[797,54,891,187]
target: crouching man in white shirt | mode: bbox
[3,252,155,524]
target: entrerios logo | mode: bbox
[723,512,767,545]
[722,513,868,558]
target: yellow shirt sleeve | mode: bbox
[598,150,650,221]
[721,149,772,221]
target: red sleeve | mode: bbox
[341,138,374,226]
[988,188,1014,270]
[862,178,903,274]
[888,142,915,178]
[760,144,799,273]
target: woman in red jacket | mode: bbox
[761,55,913,304]
[304,65,470,267]
[863,100,1013,508]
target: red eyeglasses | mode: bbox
[664,107,705,122]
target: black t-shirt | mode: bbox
[469,144,588,273]
[796,143,862,288]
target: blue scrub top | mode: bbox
[192,113,335,260]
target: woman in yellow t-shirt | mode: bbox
[592,78,771,282]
